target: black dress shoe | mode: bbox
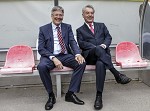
[116,74,132,84]
[65,93,84,105]
[45,95,56,110]
[94,95,103,110]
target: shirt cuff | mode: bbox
[50,56,55,60]
[75,54,81,57]
[100,44,106,49]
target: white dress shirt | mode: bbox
[52,23,62,55]
[85,22,94,30]
[50,23,67,60]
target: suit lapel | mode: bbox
[93,22,98,35]
[61,23,67,44]
[61,23,67,42]
[94,22,103,39]
[83,23,94,36]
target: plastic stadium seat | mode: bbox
[0,45,35,74]
[116,41,148,68]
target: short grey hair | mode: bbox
[51,6,64,14]
[82,5,95,14]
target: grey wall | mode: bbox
[61,1,141,44]
[0,0,142,49]
[0,0,54,49]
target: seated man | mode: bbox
[38,6,86,110]
[76,5,131,110]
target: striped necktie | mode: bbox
[56,26,66,53]
[89,23,94,34]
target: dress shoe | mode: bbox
[116,74,132,84]
[65,93,84,105]
[45,95,56,110]
[94,95,103,110]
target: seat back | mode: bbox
[116,41,147,68]
[4,45,35,68]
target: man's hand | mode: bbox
[52,57,63,69]
[75,54,85,64]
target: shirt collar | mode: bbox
[52,22,61,30]
[85,22,94,28]
[85,22,94,29]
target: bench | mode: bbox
[1,43,150,98]
[1,58,150,98]
[46,60,150,98]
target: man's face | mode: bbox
[51,10,64,26]
[82,7,94,24]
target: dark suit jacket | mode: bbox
[76,22,112,58]
[38,22,80,58]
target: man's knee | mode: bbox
[80,61,86,67]
[96,61,105,67]
[95,46,105,56]
[83,61,86,66]
[77,61,86,69]
[38,63,46,70]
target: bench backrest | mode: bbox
[116,41,142,62]
[116,41,148,68]
[4,45,35,68]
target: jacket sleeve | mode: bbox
[103,23,112,48]
[68,25,81,55]
[38,27,54,57]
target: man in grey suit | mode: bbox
[38,6,86,110]
[76,5,131,110]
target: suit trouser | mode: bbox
[86,46,114,92]
[37,54,86,94]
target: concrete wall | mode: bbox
[0,0,142,50]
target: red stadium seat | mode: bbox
[0,45,35,74]
[116,41,148,68]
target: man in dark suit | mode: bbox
[76,5,131,110]
[38,6,86,110]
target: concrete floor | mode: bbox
[0,81,150,111]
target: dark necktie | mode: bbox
[89,23,94,34]
[56,26,66,53]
